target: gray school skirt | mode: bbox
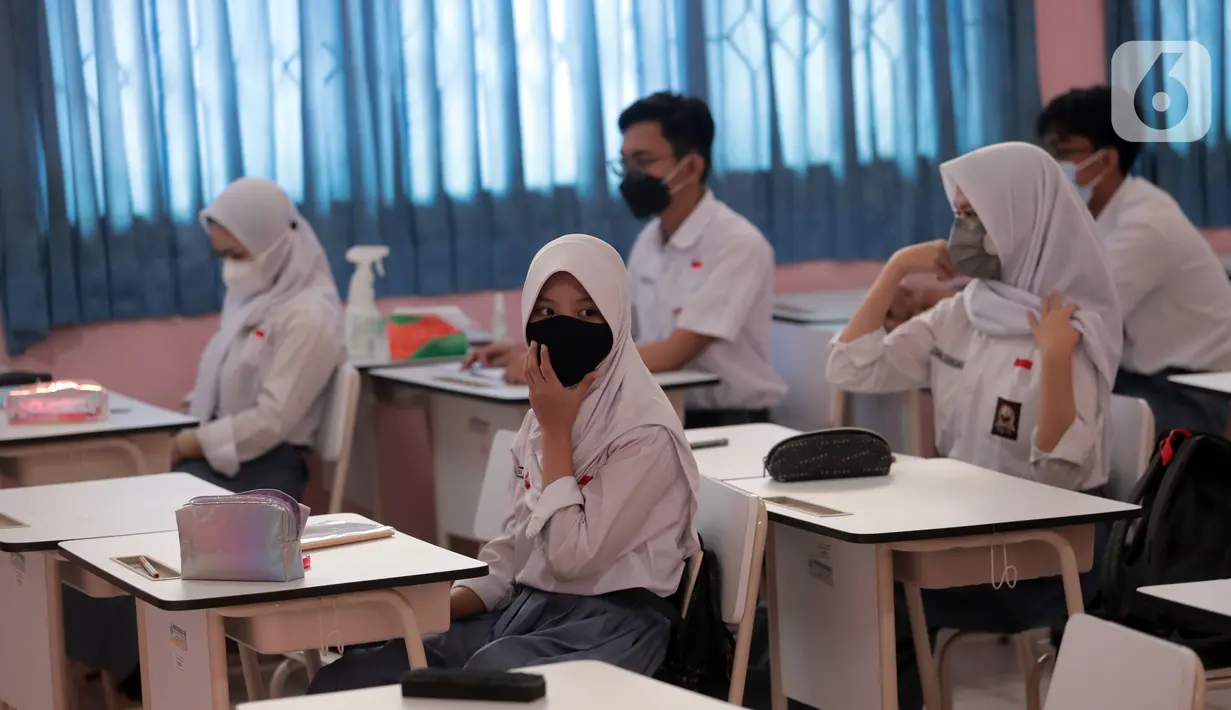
[308,586,672,694]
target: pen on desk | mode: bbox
[690,438,729,450]
[138,556,159,579]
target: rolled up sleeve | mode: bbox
[1029,354,1102,490]
[676,239,772,342]
[827,297,952,394]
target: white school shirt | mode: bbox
[627,191,787,411]
[193,300,346,475]
[827,297,1108,491]
[457,422,698,612]
[1096,176,1231,375]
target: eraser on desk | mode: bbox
[303,555,311,570]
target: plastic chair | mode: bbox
[472,430,518,542]
[938,395,1155,710]
[697,476,768,705]
[316,363,362,514]
[1045,614,1204,710]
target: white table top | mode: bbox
[369,363,720,402]
[730,457,1140,544]
[0,473,229,553]
[773,288,867,324]
[236,660,739,709]
[686,423,801,481]
[1168,371,1231,396]
[59,513,487,611]
[1139,580,1231,620]
[0,393,196,444]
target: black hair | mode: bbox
[618,92,716,182]
[1036,85,1142,174]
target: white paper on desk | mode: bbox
[430,364,510,389]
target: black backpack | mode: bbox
[1097,429,1231,665]
[652,544,736,699]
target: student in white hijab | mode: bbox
[309,234,700,692]
[62,179,346,701]
[173,177,345,501]
[827,142,1122,710]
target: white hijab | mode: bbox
[516,234,700,502]
[939,142,1123,388]
[189,178,343,420]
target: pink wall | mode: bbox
[1,0,1220,408]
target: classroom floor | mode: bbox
[73,639,1231,709]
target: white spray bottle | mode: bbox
[345,245,391,361]
[490,292,508,342]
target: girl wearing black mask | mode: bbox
[309,234,701,691]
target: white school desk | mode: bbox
[0,393,197,486]
[769,314,920,455]
[369,364,720,546]
[730,457,1140,710]
[686,423,801,481]
[1139,580,1231,635]
[1169,371,1231,397]
[0,473,229,710]
[237,660,740,709]
[58,513,486,710]
[343,332,492,513]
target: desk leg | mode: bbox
[764,524,786,710]
[902,581,940,710]
[138,604,229,710]
[876,546,899,710]
[0,551,69,710]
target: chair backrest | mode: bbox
[314,363,361,513]
[1108,394,1155,502]
[473,430,518,542]
[1045,614,1204,710]
[696,476,767,626]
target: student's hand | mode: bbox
[450,586,486,621]
[171,431,202,465]
[501,351,529,384]
[525,342,597,435]
[462,341,523,369]
[1028,291,1082,357]
[888,240,959,281]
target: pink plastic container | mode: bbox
[4,380,109,424]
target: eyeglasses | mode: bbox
[607,154,676,178]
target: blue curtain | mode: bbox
[1107,0,1231,228]
[0,0,1039,353]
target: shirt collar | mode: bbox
[1095,175,1135,230]
[660,190,718,251]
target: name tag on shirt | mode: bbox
[930,346,965,370]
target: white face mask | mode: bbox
[1058,149,1108,205]
[222,258,266,299]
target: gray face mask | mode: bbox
[946,217,1001,280]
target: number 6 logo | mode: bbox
[1111,41,1212,144]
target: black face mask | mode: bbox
[524,316,614,388]
[619,170,672,220]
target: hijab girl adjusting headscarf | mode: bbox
[183,178,345,481]
[457,233,701,615]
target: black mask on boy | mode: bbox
[524,316,614,388]
[619,170,673,220]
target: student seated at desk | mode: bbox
[465,93,786,429]
[1039,85,1231,435]
[309,234,700,692]
[827,142,1123,710]
[173,177,346,501]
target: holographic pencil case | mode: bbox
[176,489,310,582]
[4,380,108,424]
